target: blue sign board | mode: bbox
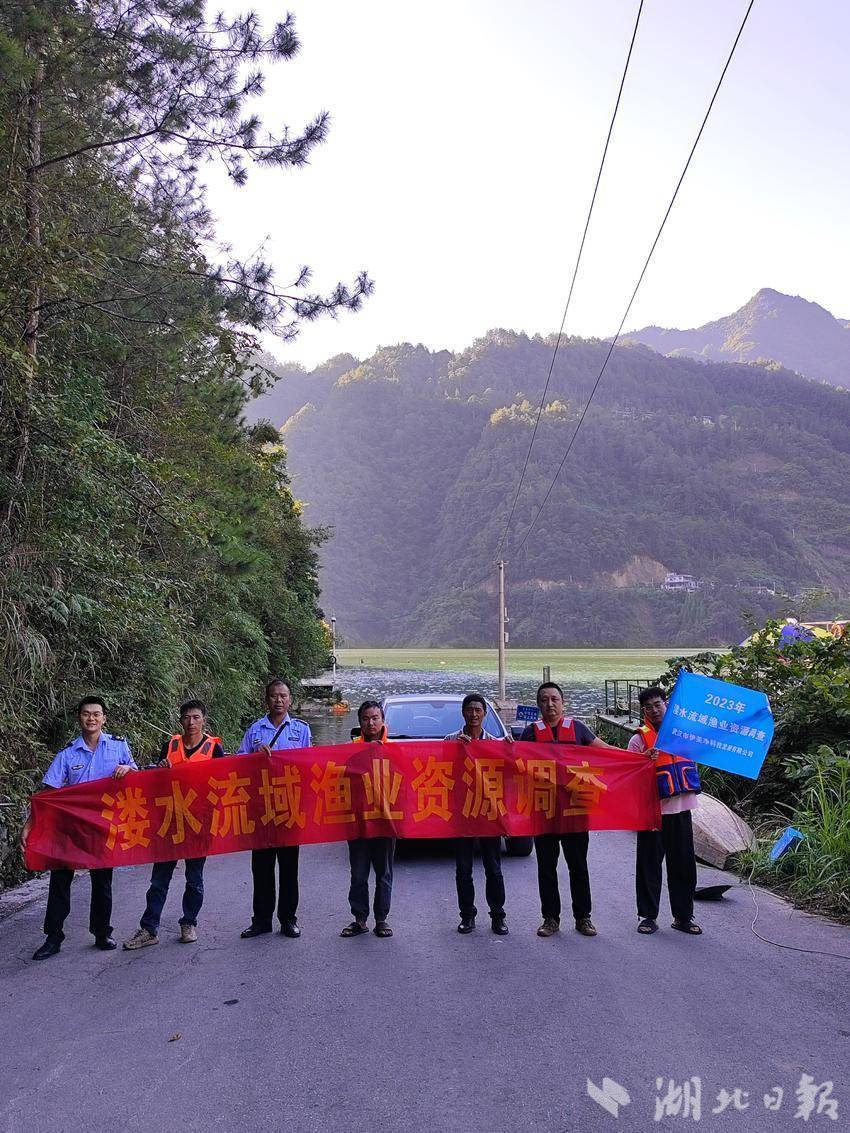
[515,704,540,722]
[655,671,774,780]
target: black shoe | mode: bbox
[95,936,117,951]
[240,924,272,939]
[281,920,301,938]
[491,917,509,935]
[458,916,475,934]
[33,935,62,961]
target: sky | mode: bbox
[206,0,850,368]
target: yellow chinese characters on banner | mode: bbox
[411,756,455,822]
[208,772,255,837]
[101,786,151,851]
[462,756,507,820]
[259,766,306,830]
[311,761,355,824]
[562,762,608,816]
[32,742,660,873]
[514,758,558,819]
[155,782,202,845]
[363,757,403,820]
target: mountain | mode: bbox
[624,288,850,388]
[252,331,850,647]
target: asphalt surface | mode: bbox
[1,834,847,1133]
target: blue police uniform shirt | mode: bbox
[43,732,137,788]
[238,714,312,754]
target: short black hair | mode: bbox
[461,693,487,713]
[179,698,207,718]
[638,686,666,707]
[265,677,291,698]
[536,681,564,704]
[77,695,107,714]
[358,699,383,721]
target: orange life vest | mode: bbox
[353,726,390,744]
[529,718,577,743]
[167,733,220,766]
[639,724,701,800]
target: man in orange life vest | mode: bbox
[123,699,224,950]
[341,700,396,938]
[628,686,701,936]
[520,681,618,939]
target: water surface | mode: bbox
[306,647,712,745]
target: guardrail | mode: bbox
[603,678,655,723]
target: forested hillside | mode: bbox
[625,288,850,387]
[252,333,850,646]
[0,0,369,844]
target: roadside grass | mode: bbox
[738,746,850,923]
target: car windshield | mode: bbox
[384,699,504,739]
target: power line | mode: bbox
[510,0,756,557]
[496,0,645,558]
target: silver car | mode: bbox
[380,693,533,857]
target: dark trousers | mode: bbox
[534,832,591,922]
[250,845,299,929]
[455,837,505,920]
[636,810,697,922]
[43,868,113,941]
[141,858,206,933]
[348,837,395,922]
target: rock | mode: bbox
[691,793,755,868]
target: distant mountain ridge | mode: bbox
[624,288,850,388]
[248,326,850,647]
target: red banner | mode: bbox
[25,740,661,871]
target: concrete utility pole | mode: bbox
[497,560,507,705]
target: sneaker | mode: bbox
[179,924,198,944]
[123,927,158,950]
[575,917,598,937]
[537,917,560,938]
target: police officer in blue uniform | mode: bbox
[21,696,137,960]
[237,678,312,939]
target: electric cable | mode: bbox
[510,0,757,557]
[746,864,850,961]
[496,0,645,558]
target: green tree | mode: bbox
[0,2,370,884]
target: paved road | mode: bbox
[1,834,847,1133]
